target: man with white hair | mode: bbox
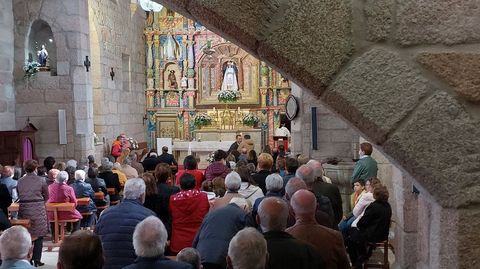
[306,159,331,183]
[193,197,254,269]
[252,173,285,221]
[123,216,191,269]
[227,227,267,269]
[95,178,155,269]
[257,197,325,269]
[210,171,244,210]
[287,190,350,269]
[71,169,96,228]
[296,165,339,229]
[0,226,35,269]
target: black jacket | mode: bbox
[311,180,343,225]
[252,170,271,195]
[98,171,121,202]
[357,200,392,243]
[264,231,325,269]
[142,156,160,172]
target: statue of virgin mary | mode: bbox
[221,60,239,91]
[164,34,180,60]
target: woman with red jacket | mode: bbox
[169,173,209,254]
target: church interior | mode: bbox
[0,0,479,268]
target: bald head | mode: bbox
[285,177,307,200]
[291,189,317,216]
[306,159,323,180]
[257,197,288,232]
[295,165,315,186]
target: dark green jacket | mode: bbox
[351,156,378,182]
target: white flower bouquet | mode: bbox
[206,151,215,163]
[23,61,40,78]
[194,113,212,127]
[242,113,259,126]
[217,89,240,103]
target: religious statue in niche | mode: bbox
[37,45,48,67]
[181,76,188,88]
[221,60,239,91]
[168,70,178,89]
[164,34,180,60]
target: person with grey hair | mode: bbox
[257,197,325,269]
[284,177,307,227]
[305,160,343,226]
[1,165,17,199]
[211,171,244,211]
[47,171,82,232]
[306,159,331,183]
[123,216,191,269]
[95,178,155,269]
[121,154,139,179]
[98,161,121,203]
[129,152,145,175]
[252,173,285,223]
[295,165,339,229]
[193,197,254,269]
[227,227,267,269]
[177,248,202,269]
[0,226,35,269]
[71,170,96,228]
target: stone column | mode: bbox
[0,0,15,131]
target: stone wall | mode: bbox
[13,0,94,161]
[0,0,15,131]
[291,83,359,161]
[158,0,480,267]
[88,0,146,158]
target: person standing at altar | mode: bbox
[238,134,254,154]
[205,150,231,181]
[158,146,178,174]
[275,123,291,137]
[228,134,243,154]
[111,135,125,161]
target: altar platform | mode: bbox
[172,140,233,169]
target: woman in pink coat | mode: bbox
[47,171,82,231]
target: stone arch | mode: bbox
[156,0,480,267]
[27,19,57,76]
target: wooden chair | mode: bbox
[364,240,393,269]
[107,188,120,205]
[45,202,78,250]
[94,192,109,213]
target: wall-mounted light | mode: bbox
[142,114,148,125]
[110,68,115,80]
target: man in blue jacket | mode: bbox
[95,178,156,269]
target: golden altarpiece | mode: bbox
[144,10,291,158]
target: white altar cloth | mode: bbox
[172,141,234,155]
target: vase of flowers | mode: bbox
[194,113,212,128]
[242,113,259,127]
[23,61,40,78]
[217,89,240,103]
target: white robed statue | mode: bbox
[221,60,239,91]
[164,34,180,60]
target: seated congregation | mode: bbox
[0,145,392,269]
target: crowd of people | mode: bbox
[0,140,392,269]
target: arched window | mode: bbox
[28,20,57,76]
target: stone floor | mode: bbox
[39,247,59,269]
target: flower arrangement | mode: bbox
[242,113,259,126]
[128,137,139,149]
[194,113,212,127]
[23,61,40,78]
[217,89,240,103]
[206,151,215,163]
